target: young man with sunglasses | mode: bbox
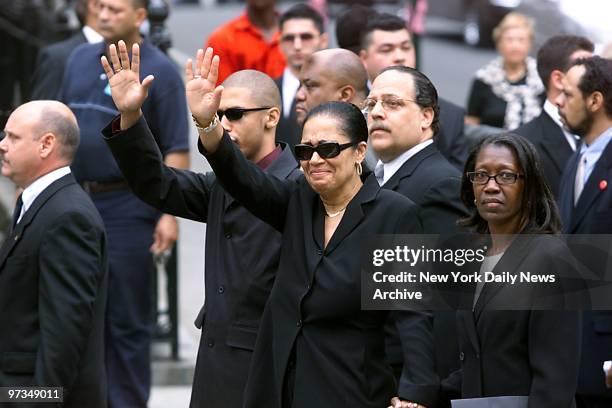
[366,65,468,407]
[100,58,300,408]
[275,3,327,149]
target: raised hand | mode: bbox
[185,47,223,126]
[100,41,154,116]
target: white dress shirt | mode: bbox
[281,67,300,119]
[375,139,434,186]
[18,166,71,224]
[82,25,103,44]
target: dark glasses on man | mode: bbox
[294,141,357,161]
[217,107,271,121]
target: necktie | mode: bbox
[11,194,23,231]
[574,154,586,205]
[374,162,385,186]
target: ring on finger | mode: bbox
[115,67,123,72]
[194,75,201,79]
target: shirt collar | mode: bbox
[235,12,281,43]
[377,139,433,186]
[20,166,71,221]
[82,25,103,44]
[256,145,282,170]
[580,126,612,156]
[543,99,579,151]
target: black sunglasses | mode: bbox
[294,141,357,161]
[217,107,271,121]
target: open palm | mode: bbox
[101,40,154,113]
[185,48,223,125]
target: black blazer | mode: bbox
[513,110,574,198]
[274,75,302,149]
[204,132,439,407]
[436,98,468,170]
[0,173,107,408]
[30,31,87,100]
[559,138,612,400]
[452,235,582,407]
[383,144,467,402]
[103,116,301,407]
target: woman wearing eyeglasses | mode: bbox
[444,133,582,407]
[180,49,439,408]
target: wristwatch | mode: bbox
[192,113,219,133]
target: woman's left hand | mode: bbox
[388,396,427,408]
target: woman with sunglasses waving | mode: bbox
[98,45,438,407]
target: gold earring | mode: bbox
[355,162,362,176]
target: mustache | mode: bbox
[368,121,391,134]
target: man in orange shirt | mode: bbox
[206,0,285,84]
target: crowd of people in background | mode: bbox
[1,0,611,407]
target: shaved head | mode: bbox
[222,69,281,109]
[295,48,368,124]
[307,49,368,99]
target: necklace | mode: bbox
[325,207,347,218]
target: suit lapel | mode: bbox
[323,175,379,255]
[539,113,573,174]
[383,144,438,191]
[0,174,75,270]
[571,140,612,230]
[473,236,532,319]
[559,151,580,231]
[459,310,481,355]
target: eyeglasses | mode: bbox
[361,97,416,115]
[281,33,316,43]
[294,141,357,161]
[217,107,271,122]
[466,171,525,185]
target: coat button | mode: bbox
[225,232,232,239]
[297,320,302,327]
[305,284,310,290]
[459,352,465,361]
[316,249,323,256]
[207,339,215,347]
[218,286,225,294]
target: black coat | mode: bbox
[274,75,302,149]
[436,98,468,170]
[452,235,582,408]
[204,132,440,407]
[382,144,468,402]
[513,110,574,198]
[30,31,87,100]
[559,138,612,401]
[0,174,108,408]
[103,116,301,408]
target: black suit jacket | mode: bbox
[0,173,107,407]
[453,235,582,407]
[103,116,301,407]
[382,144,467,401]
[204,132,439,407]
[559,138,612,400]
[274,75,302,149]
[30,31,87,100]
[436,98,468,170]
[513,110,574,198]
